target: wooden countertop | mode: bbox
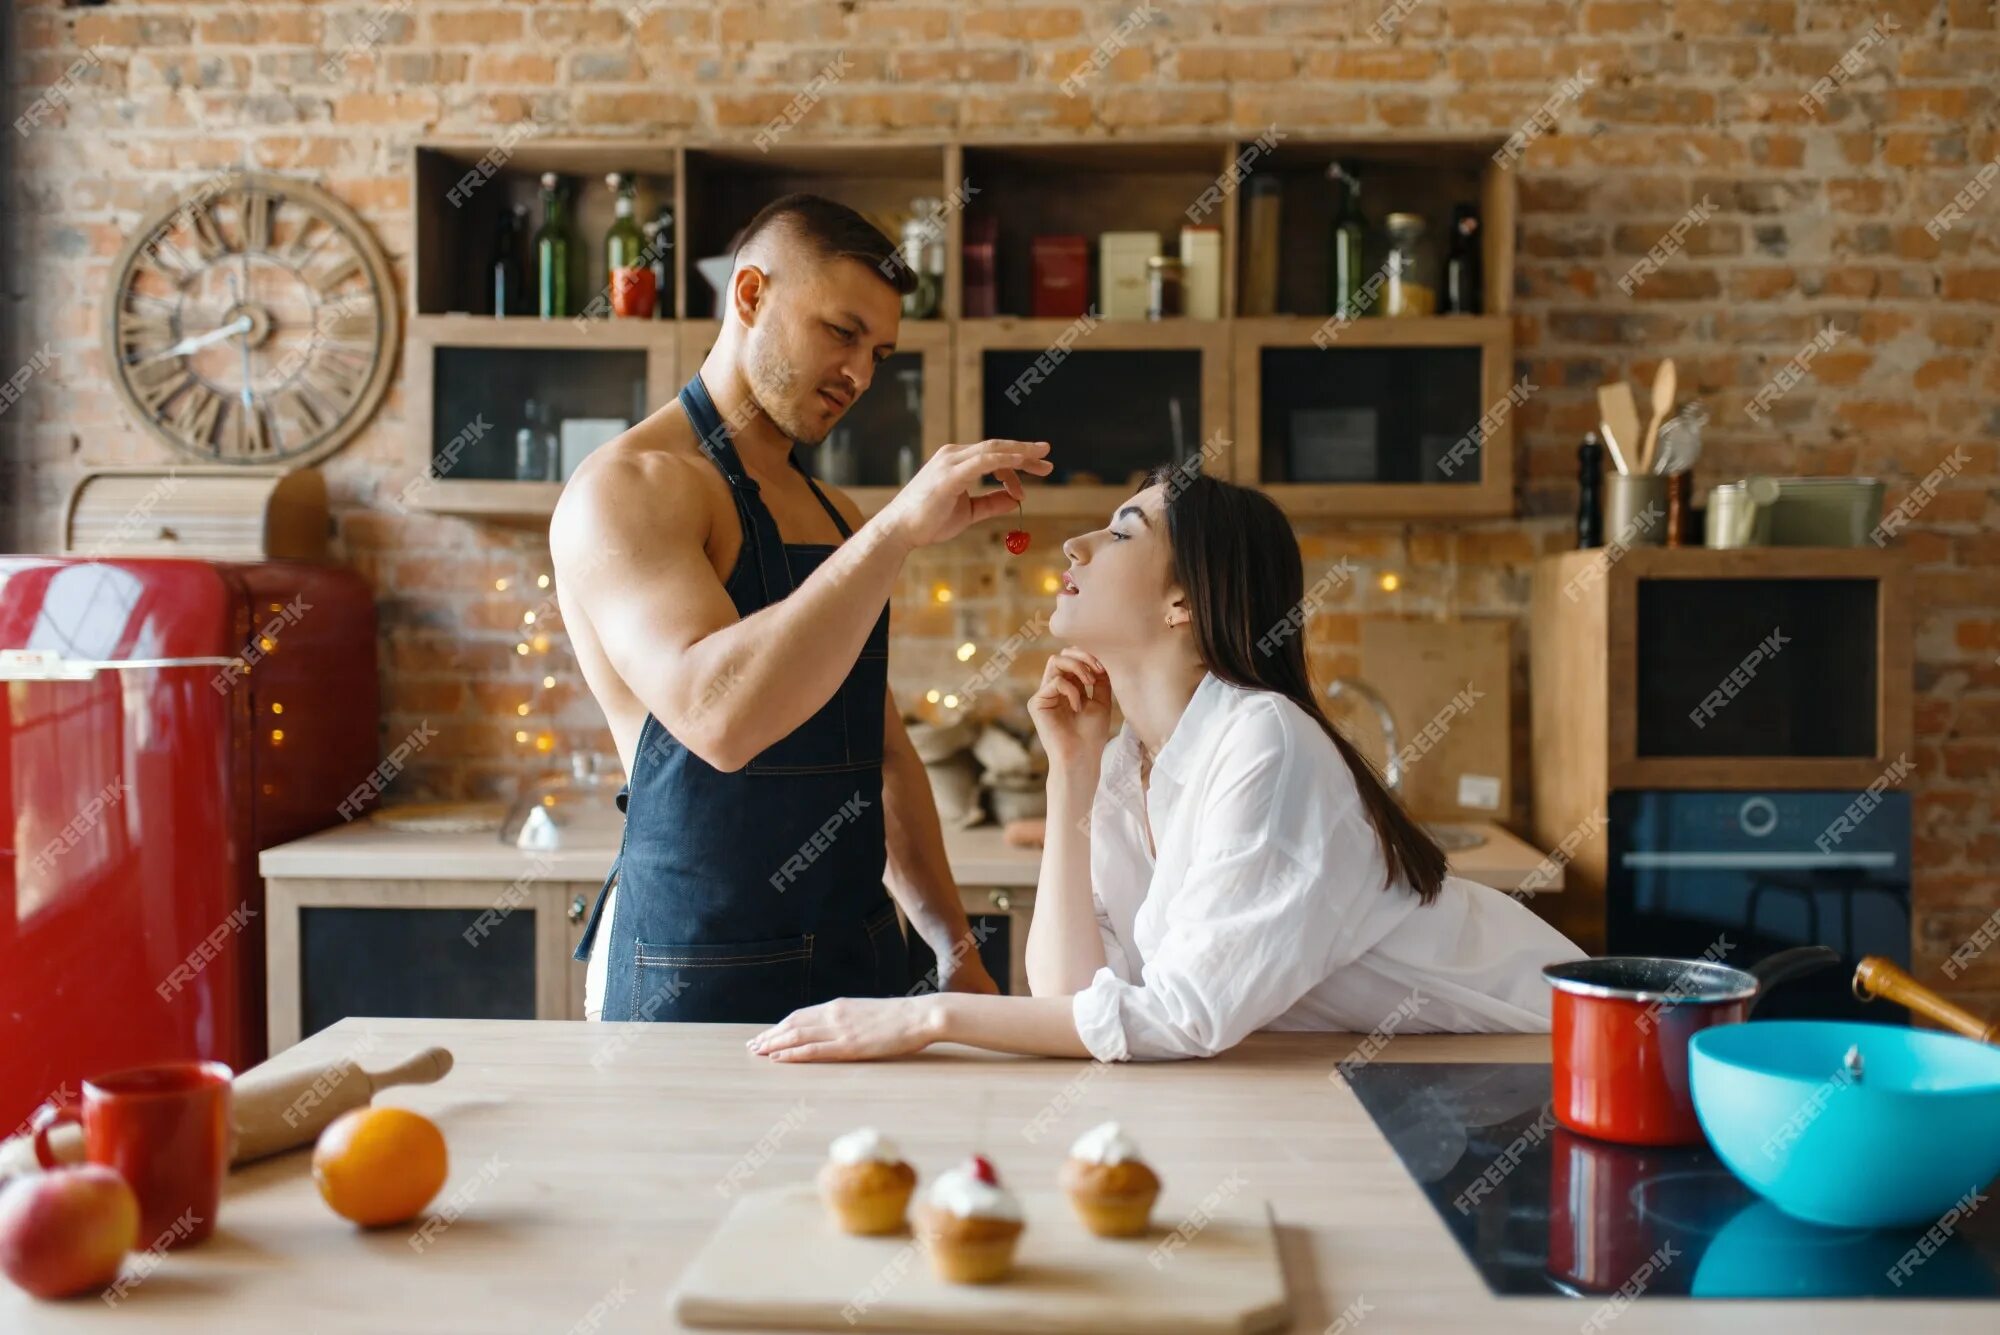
[4,1019,1983,1333]
[259,819,1562,893]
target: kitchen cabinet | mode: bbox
[954,317,1235,513]
[1233,315,1514,517]
[400,133,1517,521]
[404,315,676,518]
[264,875,597,1051]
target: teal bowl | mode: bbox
[1689,1020,2000,1229]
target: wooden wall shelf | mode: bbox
[404,135,1517,522]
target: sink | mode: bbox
[1425,822,1489,851]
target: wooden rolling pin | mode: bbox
[0,1046,453,1182]
[1854,956,2000,1045]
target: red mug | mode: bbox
[32,1060,232,1249]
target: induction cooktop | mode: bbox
[1342,1062,2000,1300]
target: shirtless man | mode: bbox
[552,193,1052,1022]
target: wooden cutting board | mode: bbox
[1358,617,1513,822]
[671,1185,1290,1334]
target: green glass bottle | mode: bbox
[603,172,655,318]
[1328,161,1368,319]
[534,171,572,319]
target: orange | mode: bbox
[311,1106,449,1228]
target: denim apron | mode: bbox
[572,373,908,1023]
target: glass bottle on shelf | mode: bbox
[1443,204,1483,315]
[1146,255,1185,319]
[534,172,572,319]
[515,397,559,482]
[604,173,654,319]
[487,204,525,318]
[1327,161,1369,319]
[899,197,943,320]
[645,203,675,320]
[1381,212,1435,318]
[893,365,923,484]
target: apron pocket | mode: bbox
[863,900,910,998]
[628,934,812,1024]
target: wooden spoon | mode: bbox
[1639,359,1676,474]
[1596,383,1641,475]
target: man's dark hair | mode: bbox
[732,192,917,297]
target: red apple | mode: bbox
[0,1166,139,1300]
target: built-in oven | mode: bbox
[1607,790,1911,1022]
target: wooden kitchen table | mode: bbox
[5,1018,1991,1334]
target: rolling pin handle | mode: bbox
[364,1046,455,1097]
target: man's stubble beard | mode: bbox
[743,330,832,448]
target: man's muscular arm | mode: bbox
[551,436,1049,773]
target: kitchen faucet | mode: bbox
[1326,676,1401,794]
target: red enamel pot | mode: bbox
[1543,946,1839,1147]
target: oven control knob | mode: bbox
[1739,796,1778,838]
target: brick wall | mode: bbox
[4,0,1995,1008]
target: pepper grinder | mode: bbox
[1576,432,1605,548]
[1665,472,1692,547]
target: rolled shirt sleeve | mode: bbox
[1071,702,1381,1062]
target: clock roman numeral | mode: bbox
[140,235,202,288]
[190,203,231,264]
[301,353,363,409]
[308,254,361,296]
[320,306,377,343]
[284,216,328,266]
[270,386,324,438]
[130,360,191,411]
[168,384,224,448]
[117,308,176,351]
[243,190,275,252]
[234,398,271,456]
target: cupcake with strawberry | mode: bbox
[914,1154,1024,1284]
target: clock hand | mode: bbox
[134,315,254,363]
[227,272,254,414]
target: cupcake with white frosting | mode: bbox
[817,1127,916,1235]
[914,1154,1025,1283]
[1059,1121,1160,1237]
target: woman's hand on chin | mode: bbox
[747,996,941,1062]
[1029,648,1114,774]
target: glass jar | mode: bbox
[1146,255,1185,320]
[1381,212,1435,318]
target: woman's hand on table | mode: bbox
[1028,649,1113,777]
[748,996,940,1062]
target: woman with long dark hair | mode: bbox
[749,469,1579,1062]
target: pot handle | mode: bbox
[1746,945,1841,1013]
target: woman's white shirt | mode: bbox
[1070,673,1581,1063]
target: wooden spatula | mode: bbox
[1639,359,1676,473]
[1597,382,1641,475]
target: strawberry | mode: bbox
[968,1154,998,1185]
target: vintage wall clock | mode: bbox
[102,170,399,466]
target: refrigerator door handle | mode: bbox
[0,649,240,681]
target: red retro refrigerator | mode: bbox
[0,556,378,1133]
